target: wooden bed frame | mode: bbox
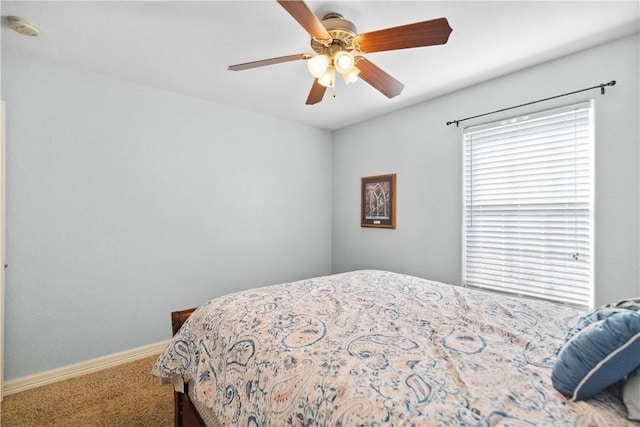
[171,308,207,427]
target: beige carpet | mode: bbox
[1,355,173,426]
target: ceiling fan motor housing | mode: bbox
[310,13,357,54]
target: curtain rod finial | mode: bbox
[601,80,617,95]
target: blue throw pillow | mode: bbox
[551,310,640,401]
[564,297,640,342]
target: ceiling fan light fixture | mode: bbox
[307,54,330,78]
[342,66,360,84]
[333,51,355,74]
[318,66,335,88]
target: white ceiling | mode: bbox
[1,1,639,131]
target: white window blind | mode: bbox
[463,102,593,308]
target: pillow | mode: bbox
[564,297,640,343]
[607,298,640,312]
[624,368,640,421]
[551,310,640,401]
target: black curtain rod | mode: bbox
[446,80,616,127]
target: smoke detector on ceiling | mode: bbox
[7,16,40,37]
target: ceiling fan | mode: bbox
[228,0,453,105]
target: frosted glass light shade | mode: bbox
[334,51,355,74]
[307,54,330,78]
[318,67,335,88]
[342,66,360,84]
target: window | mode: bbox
[463,102,593,308]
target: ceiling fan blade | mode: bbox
[355,57,405,99]
[228,53,311,71]
[306,79,327,105]
[353,17,452,53]
[277,0,332,41]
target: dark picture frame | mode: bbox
[361,174,396,229]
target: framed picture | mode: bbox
[361,173,396,228]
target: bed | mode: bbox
[152,270,638,426]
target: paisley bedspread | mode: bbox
[152,270,635,426]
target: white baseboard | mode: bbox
[2,340,169,397]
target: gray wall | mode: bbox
[2,55,333,380]
[332,34,640,307]
[3,34,639,381]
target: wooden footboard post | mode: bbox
[171,308,197,427]
[175,390,183,427]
